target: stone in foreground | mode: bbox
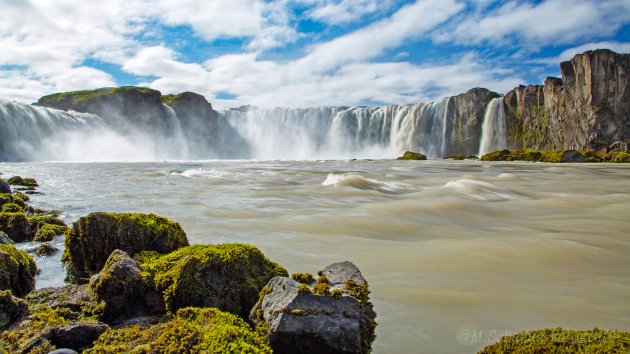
[0,289,28,330]
[0,244,38,297]
[85,307,271,353]
[251,261,377,354]
[63,212,189,283]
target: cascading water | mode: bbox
[478,97,507,156]
[2,95,477,161]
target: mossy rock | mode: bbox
[12,191,30,202]
[481,149,584,163]
[0,179,10,194]
[396,151,427,160]
[0,244,38,297]
[607,149,630,163]
[26,285,103,319]
[34,224,65,242]
[0,212,31,242]
[63,212,189,283]
[445,153,466,160]
[0,192,27,209]
[6,176,39,187]
[136,244,288,319]
[0,289,28,330]
[479,327,630,353]
[29,242,59,257]
[1,202,23,213]
[37,86,159,106]
[86,307,271,353]
[0,231,13,245]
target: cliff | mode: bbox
[505,49,629,150]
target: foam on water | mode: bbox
[323,173,413,194]
[442,178,525,201]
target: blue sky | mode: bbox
[0,0,628,108]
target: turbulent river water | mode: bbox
[2,160,629,353]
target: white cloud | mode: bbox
[303,0,395,25]
[440,0,630,47]
[528,41,630,65]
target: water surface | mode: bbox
[2,160,629,353]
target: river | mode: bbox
[2,159,629,353]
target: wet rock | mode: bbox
[90,250,165,323]
[0,230,14,245]
[136,244,288,319]
[63,212,189,283]
[0,289,28,330]
[52,321,109,351]
[396,151,427,160]
[0,179,10,194]
[28,242,59,256]
[48,349,78,354]
[7,176,39,187]
[0,244,38,297]
[251,261,377,354]
[561,150,585,162]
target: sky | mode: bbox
[1,0,629,109]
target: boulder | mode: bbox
[251,261,377,354]
[28,242,59,257]
[0,212,30,242]
[561,150,585,162]
[52,321,109,351]
[396,151,427,160]
[136,244,288,319]
[0,192,27,209]
[0,244,38,297]
[0,179,10,194]
[90,250,165,323]
[26,285,101,317]
[6,176,39,187]
[85,307,271,353]
[0,289,28,330]
[63,212,189,283]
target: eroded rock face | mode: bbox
[446,88,501,155]
[63,212,189,283]
[505,49,629,150]
[0,244,38,297]
[0,289,28,330]
[251,261,377,354]
[89,250,165,323]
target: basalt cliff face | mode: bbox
[505,49,629,150]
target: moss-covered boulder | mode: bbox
[479,327,630,353]
[0,244,39,297]
[26,285,102,318]
[0,192,26,209]
[28,242,59,257]
[481,149,587,162]
[0,289,28,330]
[137,244,288,319]
[63,212,189,283]
[34,224,65,242]
[1,202,23,213]
[607,149,630,163]
[0,212,31,242]
[86,307,271,353]
[250,261,377,354]
[90,250,165,323]
[6,176,39,187]
[0,231,13,245]
[0,179,10,194]
[396,151,427,160]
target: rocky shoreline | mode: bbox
[0,173,377,353]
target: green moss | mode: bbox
[0,193,26,209]
[0,306,69,353]
[291,272,314,284]
[136,244,287,318]
[6,176,38,187]
[397,151,427,160]
[607,150,630,163]
[87,307,271,354]
[312,282,330,296]
[64,212,189,282]
[479,327,630,354]
[331,289,343,299]
[31,242,58,257]
[480,149,585,163]
[12,191,29,202]
[38,86,159,106]
[0,244,39,297]
[297,284,312,294]
[34,224,64,242]
[0,289,28,330]
[0,212,31,243]
[1,203,23,213]
[160,93,184,106]
[344,279,371,306]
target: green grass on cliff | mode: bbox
[160,93,184,106]
[39,86,159,105]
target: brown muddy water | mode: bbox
[2,160,629,353]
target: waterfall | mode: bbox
[2,95,468,161]
[478,97,507,156]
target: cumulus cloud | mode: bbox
[301,0,396,25]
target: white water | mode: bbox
[478,97,507,156]
[2,96,462,161]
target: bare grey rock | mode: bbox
[251,261,376,354]
[52,321,109,350]
[0,179,10,194]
